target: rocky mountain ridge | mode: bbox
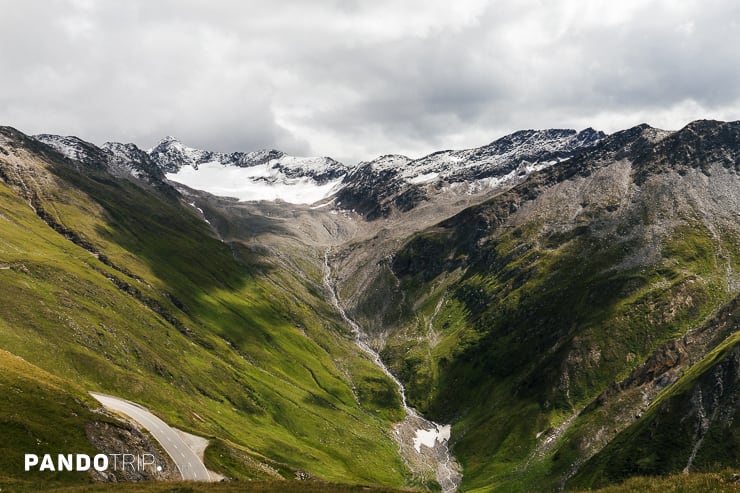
[32,127,605,209]
[34,133,167,185]
[335,128,605,218]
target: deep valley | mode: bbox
[0,120,738,492]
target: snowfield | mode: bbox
[167,162,345,204]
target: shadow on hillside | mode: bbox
[42,160,297,340]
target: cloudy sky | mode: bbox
[1,0,739,164]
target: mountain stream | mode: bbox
[323,250,462,492]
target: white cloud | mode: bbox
[1,0,738,164]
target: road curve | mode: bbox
[90,392,212,481]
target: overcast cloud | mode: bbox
[1,0,739,164]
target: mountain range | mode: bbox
[1,120,738,492]
[35,127,604,208]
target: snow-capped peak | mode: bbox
[34,134,107,166]
[365,154,412,172]
[33,128,605,209]
[394,128,605,184]
[335,128,605,219]
[34,133,165,182]
[148,137,212,172]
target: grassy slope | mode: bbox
[20,481,411,493]
[0,137,407,487]
[4,472,728,493]
[0,349,103,487]
[569,331,739,489]
[381,168,739,491]
[6,473,736,493]
[573,472,740,493]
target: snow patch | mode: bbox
[413,424,451,453]
[188,201,211,224]
[407,172,439,184]
[188,201,204,214]
[167,163,344,204]
[310,198,336,209]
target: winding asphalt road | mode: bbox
[90,392,211,481]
